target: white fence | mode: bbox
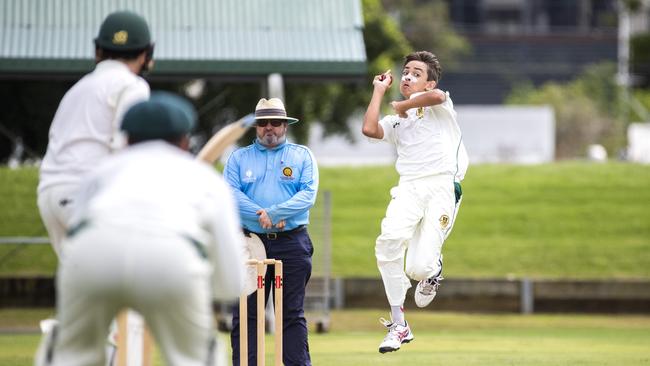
[306,105,555,166]
[628,123,650,163]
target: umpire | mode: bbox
[225,98,319,366]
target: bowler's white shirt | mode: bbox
[38,60,150,193]
[70,141,245,300]
[374,91,468,182]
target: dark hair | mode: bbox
[128,134,186,146]
[95,45,154,62]
[404,51,441,83]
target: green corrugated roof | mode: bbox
[0,0,367,77]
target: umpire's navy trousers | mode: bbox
[231,227,313,366]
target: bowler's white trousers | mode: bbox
[375,174,461,306]
[52,224,215,366]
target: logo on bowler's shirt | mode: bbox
[416,107,424,119]
[439,214,450,229]
[392,120,401,128]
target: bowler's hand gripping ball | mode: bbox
[379,69,392,83]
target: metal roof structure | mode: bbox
[0,0,367,79]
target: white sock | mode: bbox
[390,306,405,326]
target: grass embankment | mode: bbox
[319,162,650,279]
[1,309,650,366]
[1,163,649,278]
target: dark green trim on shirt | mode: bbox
[182,234,208,260]
[454,182,463,204]
[66,220,89,238]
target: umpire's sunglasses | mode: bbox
[256,120,285,127]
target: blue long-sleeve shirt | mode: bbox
[224,139,319,233]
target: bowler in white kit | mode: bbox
[362,51,468,353]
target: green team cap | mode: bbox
[121,92,197,141]
[95,10,152,51]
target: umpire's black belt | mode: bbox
[244,225,306,240]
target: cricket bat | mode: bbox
[116,309,152,366]
[196,113,256,164]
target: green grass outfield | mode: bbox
[1,162,649,278]
[1,309,649,366]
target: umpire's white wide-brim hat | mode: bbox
[254,98,299,124]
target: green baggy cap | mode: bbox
[121,92,196,141]
[95,10,152,51]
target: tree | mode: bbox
[283,0,469,145]
[283,0,412,144]
[0,0,466,161]
[381,0,470,70]
[506,62,626,158]
[112,2,416,151]
[0,80,73,163]
[631,32,650,88]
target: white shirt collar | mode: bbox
[95,59,132,73]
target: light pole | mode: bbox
[617,0,631,154]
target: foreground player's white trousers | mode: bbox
[53,224,215,366]
[375,174,461,306]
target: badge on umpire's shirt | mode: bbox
[281,166,294,180]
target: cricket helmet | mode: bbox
[94,11,152,51]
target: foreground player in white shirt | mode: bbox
[45,92,246,366]
[362,51,468,353]
[37,10,154,257]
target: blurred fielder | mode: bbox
[362,51,468,353]
[42,92,246,366]
[37,10,154,257]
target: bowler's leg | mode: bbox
[406,182,460,280]
[376,185,424,305]
[407,181,459,308]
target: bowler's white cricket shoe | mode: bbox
[378,318,414,353]
[414,274,443,308]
